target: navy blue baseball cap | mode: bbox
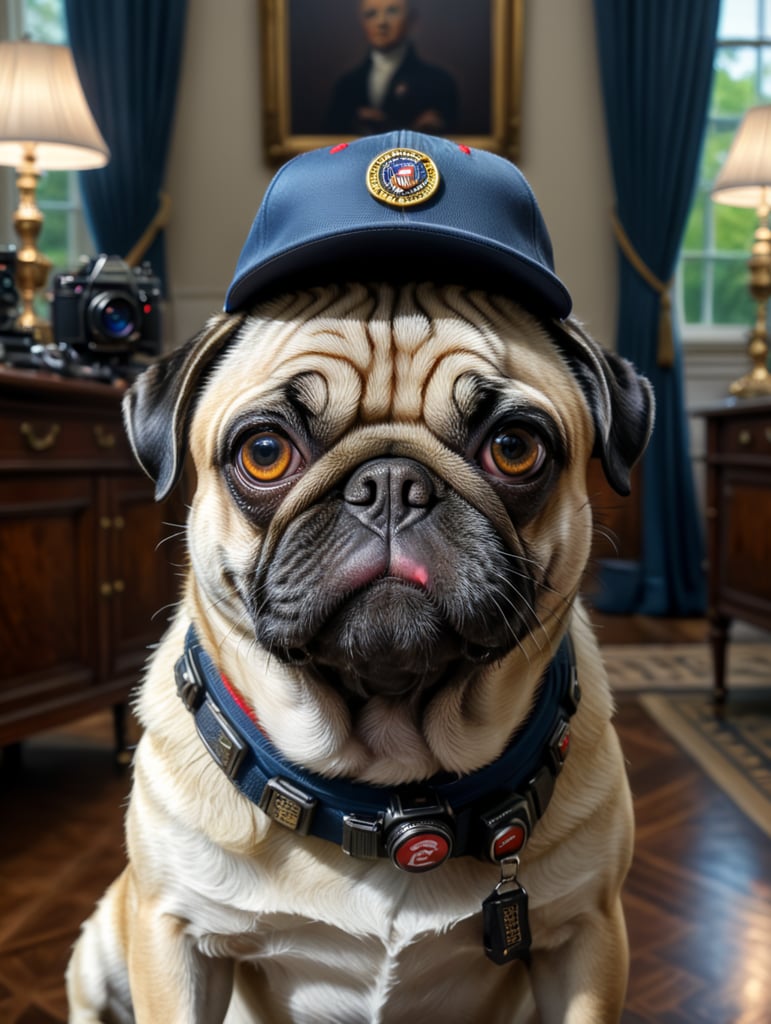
[225,130,572,318]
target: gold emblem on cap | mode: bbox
[367,147,440,208]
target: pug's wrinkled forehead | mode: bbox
[206,283,576,438]
[224,129,572,320]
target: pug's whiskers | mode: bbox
[155,520,188,549]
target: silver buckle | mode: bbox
[342,813,382,858]
[175,653,204,712]
[194,699,246,779]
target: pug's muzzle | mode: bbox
[252,455,532,699]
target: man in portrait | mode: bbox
[324,0,459,136]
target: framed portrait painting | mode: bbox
[259,0,524,161]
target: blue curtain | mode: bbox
[592,0,719,615]
[64,0,188,291]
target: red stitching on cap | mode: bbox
[330,143,349,154]
[458,144,471,155]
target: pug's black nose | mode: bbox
[344,458,435,533]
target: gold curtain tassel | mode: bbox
[125,190,172,268]
[611,211,674,368]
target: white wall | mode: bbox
[163,0,270,343]
[518,0,617,348]
[163,0,619,349]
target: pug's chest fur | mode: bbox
[170,838,530,1022]
[219,920,531,1023]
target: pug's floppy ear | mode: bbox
[552,317,655,496]
[123,312,247,501]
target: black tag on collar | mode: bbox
[482,878,532,965]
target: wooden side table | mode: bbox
[696,396,771,704]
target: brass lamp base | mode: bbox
[13,142,53,344]
[729,319,771,397]
[731,212,771,398]
[729,367,771,397]
[15,254,53,344]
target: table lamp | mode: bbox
[712,103,771,397]
[0,39,109,342]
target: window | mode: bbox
[13,0,92,275]
[679,0,771,331]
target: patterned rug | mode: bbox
[600,642,771,839]
[601,641,771,692]
[639,689,771,839]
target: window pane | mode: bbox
[761,45,771,98]
[23,0,67,43]
[714,204,756,251]
[683,194,707,250]
[38,208,69,277]
[37,170,69,205]
[713,46,764,113]
[702,125,741,188]
[713,258,755,324]
[719,0,758,39]
[682,258,705,324]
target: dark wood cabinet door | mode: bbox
[99,474,185,682]
[719,471,771,614]
[0,367,191,745]
[697,396,771,702]
[0,474,99,741]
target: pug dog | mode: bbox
[67,133,653,1024]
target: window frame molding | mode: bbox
[679,4,771,335]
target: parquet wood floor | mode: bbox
[1,618,769,1023]
[614,697,771,1023]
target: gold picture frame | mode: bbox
[259,0,524,162]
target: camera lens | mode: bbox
[87,291,139,348]
[99,297,135,338]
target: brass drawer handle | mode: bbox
[738,429,752,446]
[100,516,125,530]
[93,424,116,448]
[20,421,60,452]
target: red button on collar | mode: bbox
[387,820,453,872]
[492,823,527,861]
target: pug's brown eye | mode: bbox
[238,431,298,483]
[480,427,546,480]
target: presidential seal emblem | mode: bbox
[366,147,440,208]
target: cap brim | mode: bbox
[225,223,571,318]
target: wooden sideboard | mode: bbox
[697,396,771,704]
[0,366,186,751]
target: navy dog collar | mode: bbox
[175,625,580,874]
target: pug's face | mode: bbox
[125,282,652,775]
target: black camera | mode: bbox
[0,248,19,331]
[52,254,162,360]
